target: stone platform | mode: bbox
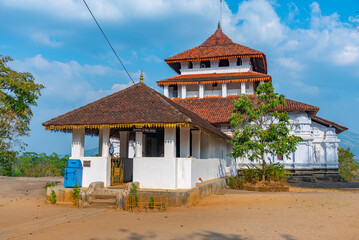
[46,178,226,208]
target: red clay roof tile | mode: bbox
[173,96,320,124]
[157,71,271,85]
[43,82,229,139]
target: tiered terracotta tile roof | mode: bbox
[157,71,271,85]
[173,96,320,124]
[165,27,267,74]
[312,115,348,134]
[42,82,229,139]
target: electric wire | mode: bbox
[82,0,135,84]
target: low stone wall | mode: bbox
[47,178,227,208]
[46,186,75,204]
[138,178,226,207]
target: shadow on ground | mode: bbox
[288,180,359,190]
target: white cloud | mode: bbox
[30,32,62,47]
[11,54,133,103]
[230,0,286,47]
[277,57,304,71]
[0,0,219,22]
[291,81,320,96]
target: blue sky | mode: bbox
[0,0,358,155]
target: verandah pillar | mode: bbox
[135,132,143,158]
[180,127,190,157]
[164,127,176,157]
[120,131,129,158]
[71,128,85,157]
[101,127,110,157]
[191,130,201,159]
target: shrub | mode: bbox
[50,189,56,204]
[338,147,358,181]
[228,176,245,189]
[241,163,290,183]
[72,184,80,206]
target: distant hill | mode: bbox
[59,147,99,158]
[338,130,359,160]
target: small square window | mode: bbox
[277,154,283,161]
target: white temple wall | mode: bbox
[223,112,341,171]
[133,157,226,189]
[70,156,111,187]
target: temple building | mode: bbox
[43,26,347,189]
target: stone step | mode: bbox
[89,198,117,205]
[92,194,117,200]
[87,204,116,209]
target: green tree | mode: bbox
[229,82,302,182]
[0,55,44,175]
[12,152,68,177]
[338,147,358,181]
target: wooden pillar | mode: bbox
[71,128,85,157]
[120,131,129,158]
[191,130,201,159]
[180,127,190,157]
[164,127,176,157]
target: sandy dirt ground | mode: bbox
[0,177,359,240]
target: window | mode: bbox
[237,58,242,66]
[188,62,193,69]
[277,154,283,161]
[200,61,210,68]
[219,59,229,67]
[212,83,218,87]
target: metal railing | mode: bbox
[125,193,169,211]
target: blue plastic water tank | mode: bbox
[64,159,83,188]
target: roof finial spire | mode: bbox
[140,70,144,82]
[218,0,222,29]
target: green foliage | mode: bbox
[45,182,55,190]
[50,189,56,204]
[129,183,138,207]
[338,147,358,181]
[0,55,44,175]
[149,196,155,209]
[229,82,302,182]
[228,176,245,189]
[72,184,80,206]
[241,163,290,183]
[12,152,69,177]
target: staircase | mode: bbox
[81,182,125,209]
[88,193,117,208]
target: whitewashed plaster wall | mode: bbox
[133,157,226,189]
[70,156,111,187]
